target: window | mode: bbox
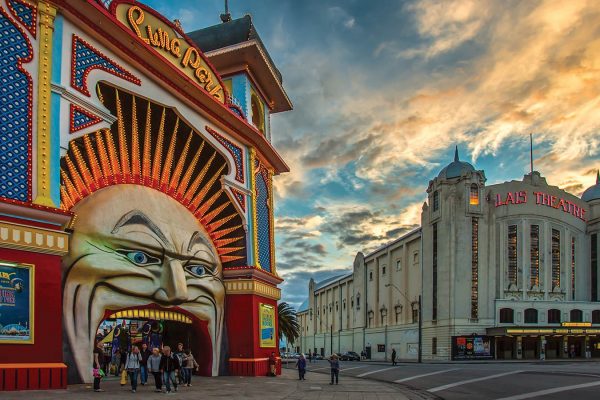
[552,229,561,290]
[356,294,360,310]
[335,301,338,311]
[548,309,561,324]
[351,297,354,308]
[368,311,374,327]
[508,225,518,287]
[433,190,439,211]
[432,337,437,354]
[369,271,373,281]
[530,225,539,288]
[382,265,386,275]
[433,222,438,320]
[592,234,597,301]
[396,260,402,271]
[343,300,346,310]
[470,183,479,205]
[471,217,479,319]
[593,310,600,324]
[572,237,576,300]
[524,308,538,323]
[250,92,265,134]
[411,302,419,323]
[395,305,402,324]
[570,309,583,322]
[499,308,514,323]
[413,251,419,264]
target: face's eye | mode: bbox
[185,264,211,278]
[116,249,161,266]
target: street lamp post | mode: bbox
[385,283,422,363]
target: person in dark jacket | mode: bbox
[391,348,397,366]
[296,354,306,380]
[268,352,277,376]
[159,346,180,393]
[328,354,340,385]
[140,343,152,385]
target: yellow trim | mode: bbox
[267,168,277,276]
[0,262,34,344]
[0,221,69,255]
[224,279,281,300]
[249,148,260,269]
[562,322,592,327]
[33,1,57,207]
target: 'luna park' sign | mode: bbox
[494,191,586,221]
[114,3,225,103]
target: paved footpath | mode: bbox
[0,369,434,400]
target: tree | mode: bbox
[278,302,300,345]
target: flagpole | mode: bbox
[530,133,533,174]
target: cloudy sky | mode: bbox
[143,0,600,308]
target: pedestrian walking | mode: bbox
[160,346,181,393]
[182,349,199,386]
[147,347,163,393]
[328,354,340,385]
[391,348,397,366]
[174,343,187,384]
[111,349,121,376]
[296,353,306,380]
[92,341,105,392]
[268,352,277,376]
[124,345,142,393]
[140,343,151,385]
[308,351,312,363]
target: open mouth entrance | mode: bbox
[96,305,214,376]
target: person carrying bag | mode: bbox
[124,346,142,393]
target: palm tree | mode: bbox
[278,302,300,345]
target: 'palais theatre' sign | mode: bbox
[494,190,586,221]
[113,3,225,103]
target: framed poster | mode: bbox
[259,303,276,348]
[0,261,34,343]
[451,335,494,360]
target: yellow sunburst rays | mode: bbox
[60,85,245,263]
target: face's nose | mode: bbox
[154,258,188,304]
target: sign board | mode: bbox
[0,262,34,343]
[494,190,586,221]
[561,322,591,328]
[259,303,276,348]
[451,335,494,360]
[113,2,225,103]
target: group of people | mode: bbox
[294,353,340,385]
[93,342,199,394]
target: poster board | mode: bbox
[259,303,276,348]
[0,261,34,344]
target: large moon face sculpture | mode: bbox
[60,83,247,383]
[62,185,224,381]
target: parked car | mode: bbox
[313,354,324,360]
[339,351,361,361]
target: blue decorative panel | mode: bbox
[256,172,271,272]
[71,34,140,96]
[206,126,245,183]
[0,8,32,201]
[7,0,36,38]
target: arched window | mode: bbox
[593,310,600,324]
[251,93,265,134]
[470,183,479,205]
[548,309,561,323]
[433,190,439,211]
[524,308,538,323]
[570,309,583,322]
[499,308,514,323]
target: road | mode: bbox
[282,359,600,399]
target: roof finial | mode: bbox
[454,145,459,162]
[220,0,232,23]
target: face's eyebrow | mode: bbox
[187,231,217,260]
[111,210,169,245]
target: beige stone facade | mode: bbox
[298,151,600,361]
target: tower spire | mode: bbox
[454,145,459,162]
[530,133,534,174]
[597,169,599,185]
[220,0,232,23]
